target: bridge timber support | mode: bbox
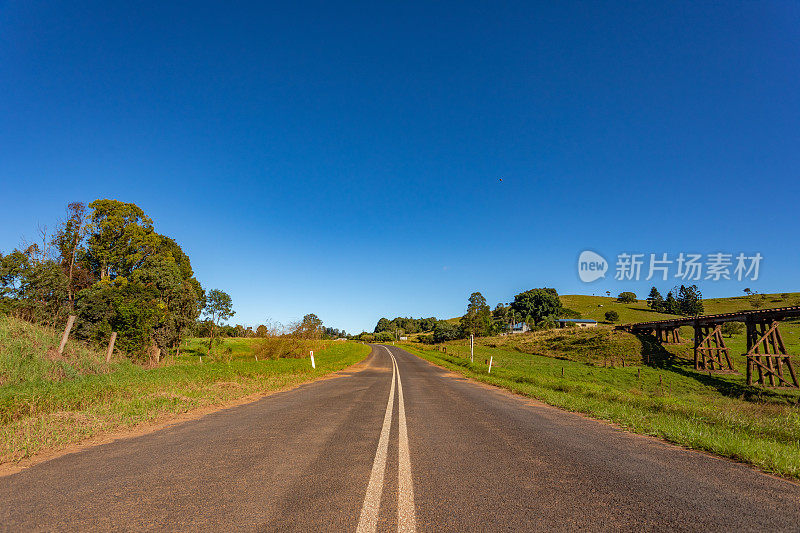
[745,319,799,388]
[693,324,734,372]
[620,305,800,388]
[654,326,681,344]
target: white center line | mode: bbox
[390,348,417,533]
[356,350,396,533]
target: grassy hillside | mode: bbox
[561,291,800,324]
[0,314,117,385]
[476,328,652,365]
[0,315,370,465]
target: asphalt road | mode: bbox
[2,345,799,531]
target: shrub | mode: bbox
[536,317,558,330]
[417,334,434,344]
[432,321,460,343]
[253,337,328,359]
[605,310,620,323]
[721,322,745,337]
[374,331,394,342]
[617,292,637,303]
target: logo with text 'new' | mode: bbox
[578,251,608,282]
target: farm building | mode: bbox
[509,322,530,334]
[556,318,598,329]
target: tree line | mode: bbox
[646,285,704,316]
[374,316,438,335]
[353,288,576,344]
[0,200,233,359]
[442,288,567,342]
[211,314,348,341]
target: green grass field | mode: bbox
[401,322,800,479]
[0,315,370,465]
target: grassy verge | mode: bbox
[0,315,370,465]
[401,338,800,480]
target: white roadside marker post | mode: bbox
[310,350,315,369]
[488,356,493,373]
[470,334,474,363]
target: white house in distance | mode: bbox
[509,322,530,334]
[556,318,598,329]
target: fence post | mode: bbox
[106,332,117,362]
[470,334,474,363]
[58,315,76,356]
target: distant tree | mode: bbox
[355,332,375,342]
[647,287,664,312]
[743,288,752,296]
[492,303,509,322]
[374,331,394,342]
[721,322,745,337]
[663,292,680,315]
[460,292,492,337]
[432,321,460,343]
[749,292,766,309]
[419,317,437,332]
[604,310,619,323]
[605,291,611,297]
[677,285,704,316]
[299,313,323,339]
[511,288,562,325]
[617,292,637,303]
[203,289,234,356]
[374,316,438,335]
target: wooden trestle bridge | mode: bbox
[617,306,800,388]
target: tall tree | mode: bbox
[677,285,704,316]
[511,288,562,325]
[374,317,391,333]
[460,292,491,337]
[203,289,235,356]
[52,202,91,309]
[647,286,664,312]
[85,199,159,280]
[298,313,323,339]
[663,291,680,315]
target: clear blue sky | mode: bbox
[1,1,799,333]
